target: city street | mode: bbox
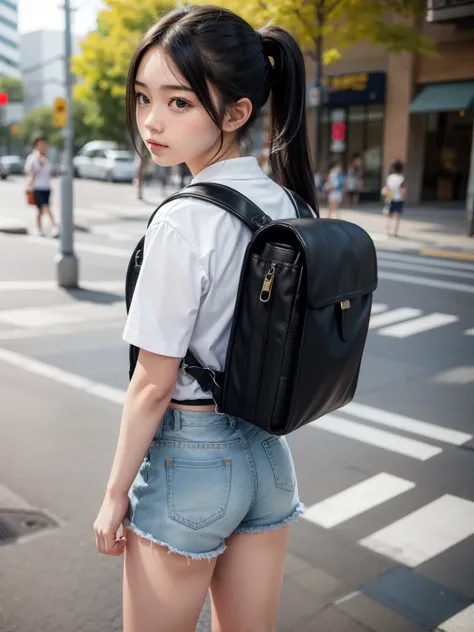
[0,176,474,632]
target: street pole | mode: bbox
[311,1,324,173]
[466,122,474,237]
[55,0,79,288]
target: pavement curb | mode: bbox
[0,225,28,235]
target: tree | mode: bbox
[0,77,25,102]
[16,102,96,154]
[203,0,435,162]
[72,0,175,144]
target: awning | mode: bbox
[409,81,474,114]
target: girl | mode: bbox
[24,136,59,237]
[383,159,406,237]
[326,158,345,219]
[93,6,317,632]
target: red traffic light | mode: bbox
[0,92,8,106]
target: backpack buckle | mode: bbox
[340,299,351,310]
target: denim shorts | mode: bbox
[124,408,303,559]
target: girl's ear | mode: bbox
[222,98,253,133]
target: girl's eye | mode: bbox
[170,98,190,110]
[135,92,150,106]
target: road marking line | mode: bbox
[378,312,459,338]
[0,348,125,405]
[359,494,474,567]
[465,328,474,336]
[303,473,415,529]
[0,483,34,510]
[0,302,125,328]
[377,251,474,272]
[369,307,422,330]
[0,280,124,292]
[343,402,472,445]
[439,604,474,631]
[378,271,474,294]
[379,259,474,281]
[420,249,474,261]
[21,235,131,258]
[433,366,474,385]
[310,416,442,460]
[371,303,388,314]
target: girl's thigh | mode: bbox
[123,530,216,632]
[210,526,290,632]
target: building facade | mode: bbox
[20,30,80,111]
[307,1,474,205]
[0,0,20,78]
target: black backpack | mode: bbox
[125,182,377,435]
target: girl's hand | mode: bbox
[94,492,129,556]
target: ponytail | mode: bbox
[259,26,318,213]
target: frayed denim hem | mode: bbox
[124,519,227,561]
[233,502,305,535]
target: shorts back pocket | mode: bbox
[262,436,296,492]
[166,457,232,530]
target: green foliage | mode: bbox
[72,0,175,144]
[202,0,435,63]
[0,76,25,102]
[16,101,97,153]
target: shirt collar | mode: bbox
[191,156,265,184]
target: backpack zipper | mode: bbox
[260,264,276,303]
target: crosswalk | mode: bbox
[370,302,472,338]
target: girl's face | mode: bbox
[134,47,232,176]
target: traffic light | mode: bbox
[0,92,9,106]
[53,97,67,128]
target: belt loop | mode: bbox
[172,409,181,432]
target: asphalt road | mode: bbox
[0,177,473,632]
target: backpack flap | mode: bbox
[280,218,377,433]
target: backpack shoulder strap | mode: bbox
[154,182,272,232]
[282,187,319,219]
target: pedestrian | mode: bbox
[382,159,406,237]
[93,6,317,632]
[24,136,59,237]
[326,158,345,218]
[345,152,363,206]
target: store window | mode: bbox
[318,103,384,198]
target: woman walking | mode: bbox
[24,136,59,237]
[93,6,317,632]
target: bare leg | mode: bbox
[41,204,57,229]
[123,531,217,632]
[36,209,44,234]
[386,212,392,235]
[393,212,401,236]
[210,526,290,632]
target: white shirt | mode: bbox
[123,156,298,402]
[25,153,53,190]
[386,173,405,202]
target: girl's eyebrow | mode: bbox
[134,79,193,92]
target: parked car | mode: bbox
[73,144,135,182]
[0,155,24,176]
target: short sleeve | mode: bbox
[122,220,207,358]
[24,155,33,173]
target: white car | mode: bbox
[73,145,136,182]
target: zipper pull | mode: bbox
[260,264,276,303]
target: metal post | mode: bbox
[311,1,324,173]
[55,0,79,287]
[466,120,474,238]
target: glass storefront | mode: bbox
[422,109,473,201]
[318,103,385,199]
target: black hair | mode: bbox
[33,136,47,147]
[351,152,361,160]
[391,159,404,174]
[126,5,317,211]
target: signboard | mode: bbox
[53,97,67,128]
[427,0,474,23]
[306,71,386,107]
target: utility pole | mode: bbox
[311,1,324,173]
[55,0,79,287]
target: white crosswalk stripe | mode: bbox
[370,302,470,338]
[359,494,474,567]
[439,604,474,632]
[303,473,415,528]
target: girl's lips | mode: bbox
[147,141,168,152]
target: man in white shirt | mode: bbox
[383,159,406,238]
[25,136,59,237]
